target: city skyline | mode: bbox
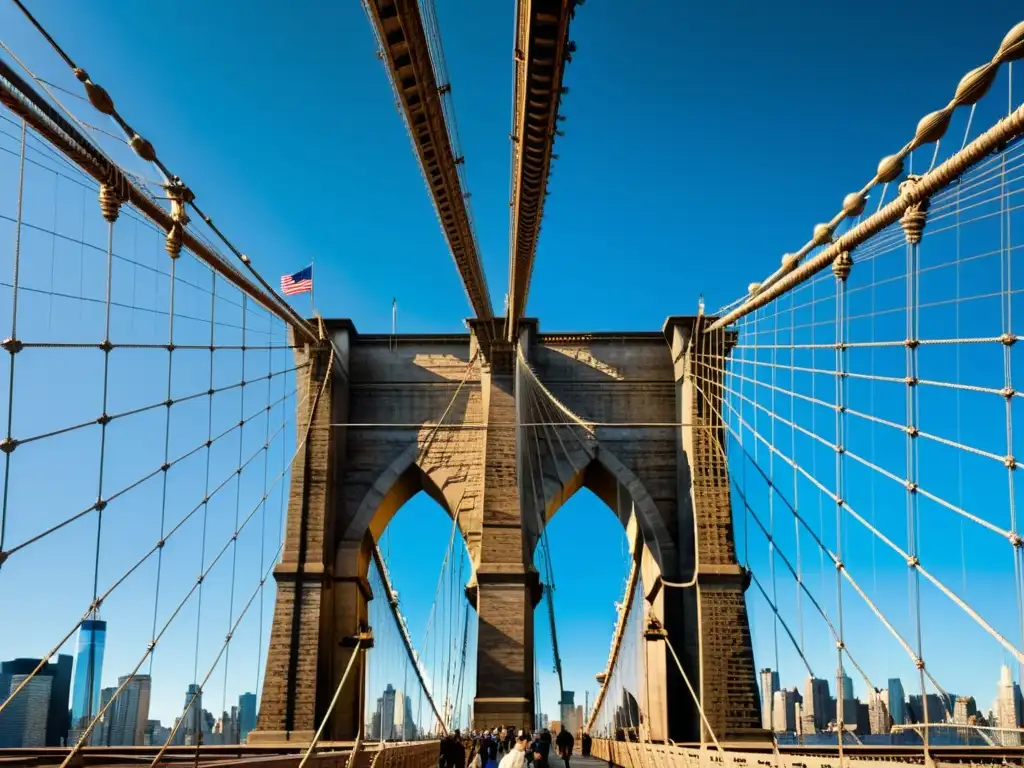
[0,644,260,749]
[756,663,1022,737]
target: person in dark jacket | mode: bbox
[481,730,499,768]
[530,730,551,768]
[452,731,467,768]
[440,733,456,768]
[580,733,591,757]
[555,727,574,768]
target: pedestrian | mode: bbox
[453,730,467,768]
[498,731,531,768]
[555,726,574,768]
[439,732,455,768]
[580,732,591,757]
[530,730,550,768]
[482,730,499,768]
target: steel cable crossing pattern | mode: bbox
[7,0,318,344]
[694,50,1024,747]
[0,72,306,763]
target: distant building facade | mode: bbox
[69,619,107,745]
[760,669,779,730]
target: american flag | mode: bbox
[280,265,313,296]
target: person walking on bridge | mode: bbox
[498,731,531,768]
[555,726,574,768]
[439,732,457,768]
[529,730,550,768]
[452,731,467,768]
[481,730,499,768]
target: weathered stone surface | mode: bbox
[254,318,762,744]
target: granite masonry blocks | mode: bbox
[254,321,763,744]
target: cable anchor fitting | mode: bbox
[341,624,375,649]
[832,250,853,282]
[898,175,930,244]
[98,182,122,223]
[644,617,668,642]
[164,178,194,259]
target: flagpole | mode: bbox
[391,297,397,352]
[310,256,316,318]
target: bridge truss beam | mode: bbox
[364,0,494,338]
[505,0,574,341]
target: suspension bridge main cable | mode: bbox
[2,6,317,342]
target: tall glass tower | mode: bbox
[69,619,107,741]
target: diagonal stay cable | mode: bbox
[691,358,983,702]
[61,348,332,765]
[11,361,306,450]
[398,352,478,646]
[0,382,303,562]
[65,535,285,767]
[0,383,300,723]
[371,542,448,736]
[370,351,479,733]
[522,378,566,696]
[697,340,1024,665]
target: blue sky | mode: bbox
[0,0,1022,734]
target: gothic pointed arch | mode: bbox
[341,442,480,569]
[526,441,679,581]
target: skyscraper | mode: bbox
[887,678,906,726]
[69,618,107,744]
[772,688,801,733]
[0,655,72,747]
[802,676,831,733]
[868,689,890,735]
[238,692,257,742]
[760,669,780,730]
[182,684,203,745]
[996,665,1021,744]
[46,655,73,747]
[837,670,854,702]
[107,675,151,746]
[403,692,416,740]
[379,684,398,740]
[393,689,407,740]
[94,687,117,747]
[0,664,53,747]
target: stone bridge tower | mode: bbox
[250,317,765,744]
